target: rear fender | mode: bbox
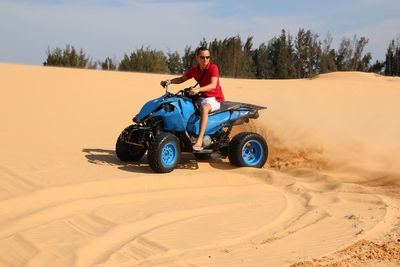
[186,108,258,135]
[187,111,231,135]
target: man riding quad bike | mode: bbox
[115,84,268,173]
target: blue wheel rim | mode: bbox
[161,142,177,167]
[242,140,263,166]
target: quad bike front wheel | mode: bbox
[115,126,147,161]
[148,132,181,173]
[228,132,268,168]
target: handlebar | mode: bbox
[172,87,192,97]
[161,82,198,99]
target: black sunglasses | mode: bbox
[200,56,210,59]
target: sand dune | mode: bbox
[0,63,399,266]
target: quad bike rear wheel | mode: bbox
[228,132,268,168]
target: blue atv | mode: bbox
[116,85,268,173]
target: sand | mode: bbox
[0,62,399,267]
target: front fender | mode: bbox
[152,102,186,131]
[136,94,171,121]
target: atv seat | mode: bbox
[208,101,266,116]
[208,101,242,115]
[193,101,240,116]
[193,100,266,116]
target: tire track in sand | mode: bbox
[0,165,39,200]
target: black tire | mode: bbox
[115,126,147,162]
[148,132,181,173]
[228,132,268,168]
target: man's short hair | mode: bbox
[196,46,209,56]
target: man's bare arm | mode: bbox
[160,75,189,86]
[171,75,189,84]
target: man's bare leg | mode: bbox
[193,103,211,150]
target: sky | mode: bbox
[1,0,399,66]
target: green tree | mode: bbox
[118,46,168,73]
[101,57,117,70]
[307,31,322,77]
[286,33,297,78]
[265,38,278,78]
[295,28,308,78]
[369,60,384,74]
[209,38,224,71]
[199,38,208,48]
[252,42,271,79]
[336,37,351,70]
[264,30,296,79]
[167,51,183,74]
[182,46,196,73]
[43,44,89,68]
[184,35,256,78]
[294,29,321,78]
[275,30,289,78]
[385,38,400,76]
[396,45,400,76]
[87,60,98,69]
[223,36,243,77]
[336,35,371,71]
[320,33,337,73]
[385,40,395,76]
[239,36,256,78]
[351,36,370,71]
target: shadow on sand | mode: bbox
[82,148,236,173]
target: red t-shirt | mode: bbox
[185,62,225,102]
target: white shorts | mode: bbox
[197,97,221,112]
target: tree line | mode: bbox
[43,29,400,78]
[385,39,400,76]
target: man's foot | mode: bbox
[192,144,203,151]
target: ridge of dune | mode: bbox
[0,62,400,267]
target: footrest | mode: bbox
[193,149,213,154]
